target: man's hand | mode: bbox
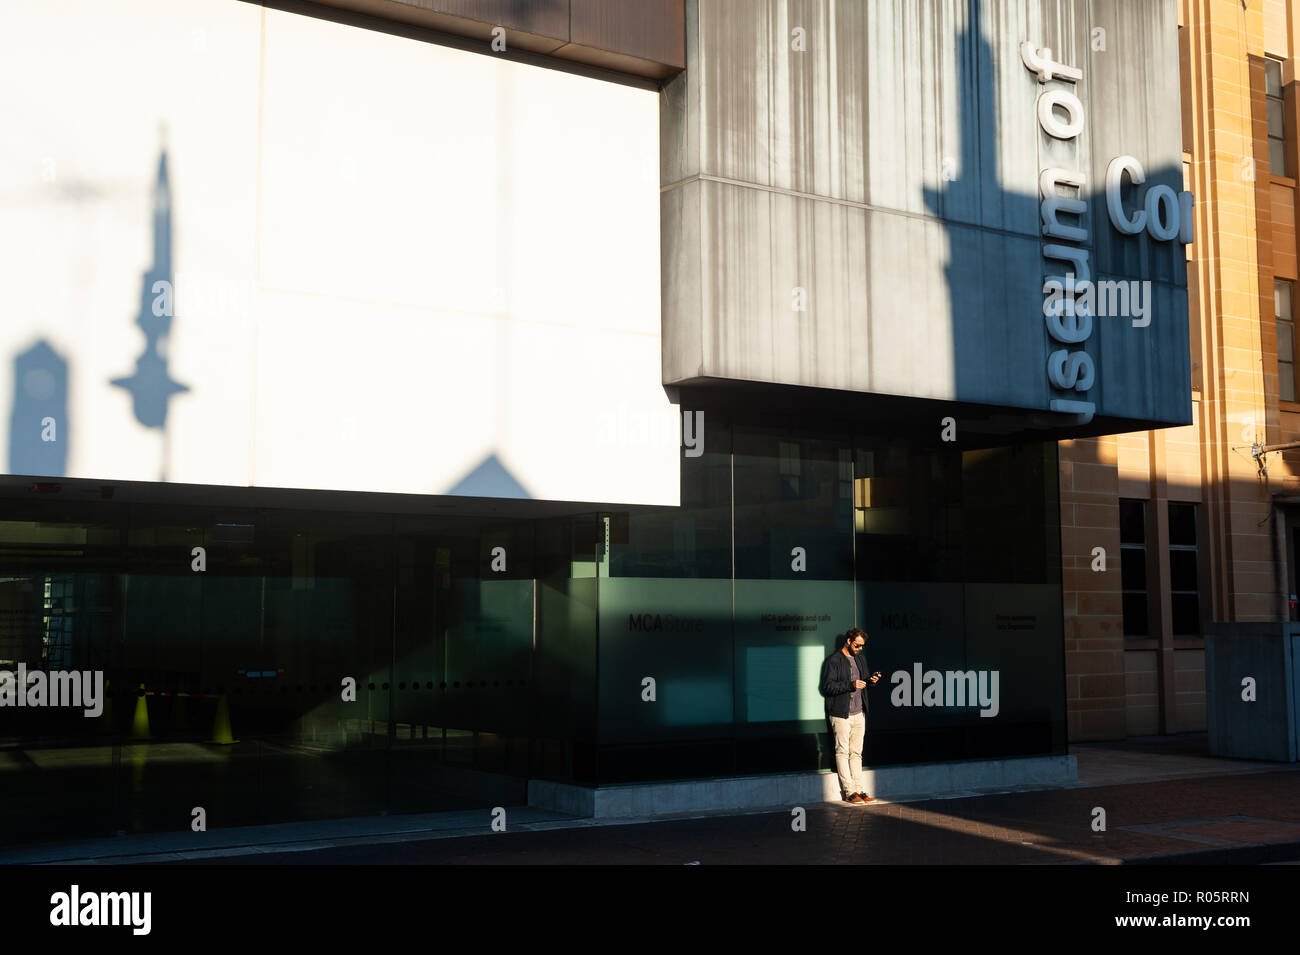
[869,672,882,684]
[853,680,867,689]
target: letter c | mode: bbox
[1106,156,1146,235]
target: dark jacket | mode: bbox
[819,649,877,719]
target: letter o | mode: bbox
[1037,89,1085,139]
[1106,156,1146,234]
[1144,184,1179,241]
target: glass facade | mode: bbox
[0,416,1065,847]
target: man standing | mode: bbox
[819,627,881,804]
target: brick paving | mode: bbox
[183,769,1300,865]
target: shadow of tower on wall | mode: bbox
[921,0,1046,417]
[111,138,190,481]
[8,341,68,477]
[920,0,1189,429]
[444,453,532,499]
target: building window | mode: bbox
[1267,57,1287,176]
[1168,502,1201,637]
[1279,279,1295,402]
[1120,499,1148,638]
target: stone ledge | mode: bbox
[528,754,1078,818]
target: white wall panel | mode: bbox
[0,0,673,504]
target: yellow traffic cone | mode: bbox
[210,694,236,745]
[130,683,150,739]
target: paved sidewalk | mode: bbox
[1068,733,1295,787]
[9,733,1300,864]
[183,766,1300,865]
[0,806,582,865]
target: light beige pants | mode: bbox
[829,711,866,796]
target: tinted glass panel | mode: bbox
[1119,500,1146,545]
[1171,593,1200,636]
[854,442,963,583]
[1122,593,1149,637]
[1170,549,1199,592]
[960,444,1060,584]
[735,428,853,580]
[1271,137,1288,177]
[1121,550,1147,591]
[1267,97,1285,137]
[1266,58,1283,97]
[1169,502,1197,546]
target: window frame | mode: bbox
[1167,501,1202,639]
[1278,278,1296,404]
[1266,56,1288,177]
[1119,498,1150,640]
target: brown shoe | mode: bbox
[849,793,865,803]
[859,793,875,803]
